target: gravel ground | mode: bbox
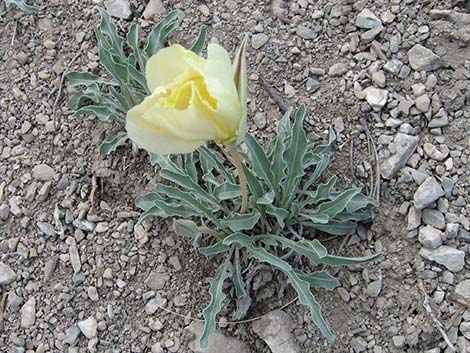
[0,0,469,352]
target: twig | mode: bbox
[89,175,98,210]
[417,279,456,352]
[349,137,355,178]
[259,76,290,113]
[50,51,81,155]
[11,21,17,46]
[362,120,381,201]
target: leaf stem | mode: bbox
[229,146,248,214]
[198,227,223,241]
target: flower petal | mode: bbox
[146,44,205,92]
[204,43,242,141]
[232,35,248,144]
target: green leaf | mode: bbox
[68,83,114,110]
[293,270,339,291]
[346,193,379,213]
[257,190,274,205]
[266,205,289,228]
[190,26,207,55]
[334,210,373,222]
[245,134,275,189]
[173,219,199,238]
[299,212,329,224]
[97,33,129,83]
[232,253,246,298]
[247,245,293,273]
[198,146,235,184]
[75,105,120,123]
[135,192,160,210]
[307,176,337,205]
[287,271,334,341]
[313,188,362,219]
[222,210,261,232]
[213,183,242,200]
[222,232,253,247]
[109,86,130,112]
[160,169,221,210]
[281,105,308,207]
[199,242,230,256]
[4,0,38,13]
[269,235,328,263]
[65,71,119,87]
[200,264,231,348]
[144,9,181,57]
[242,165,264,200]
[320,253,383,267]
[127,23,145,73]
[301,154,330,194]
[97,7,125,58]
[99,131,128,156]
[304,220,357,236]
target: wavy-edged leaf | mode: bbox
[287,270,333,341]
[136,192,160,211]
[222,232,253,247]
[232,251,246,298]
[242,164,264,199]
[266,205,289,228]
[190,26,207,55]
[307,176,337,205]
[303,220,357,236]
[247,245,292,272]
[213,183,242,200]
[99,131,128,156]
[313,188,362,218]
[127,23,145,73]
[334,209,373,222]
[293,270,339,291]
[245,134,275,189]
[173,219,199,238]
[269,235,328,263]
[346,193,379,213]
[281,105,308,206]
[97,7,125,58]
[301,153,330,194]
[200,264,230,348]
[75,105,120,123]
[299,212,329,224]
[320,252,382,267]
[199,242,230,256]
[4,0,38,13]
[144,9,181,57]
[222,210,260,232]
[65,71,119,87]
[198,146,235,184]
[257,190,274,205]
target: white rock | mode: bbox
[420,246,465,272]
[413,177,445,209]
[32,164,56,181]
[0,262,16,285]
[143,0,166,20]
[251,33,269,49]
[455,280,470,300]
[363,86,388,111]
[408,44,443,71]
[355,9,382,29]
[380,133,419,179]
[328,62,348,76]
[252,310,300,353]
[20,297,36,328]
[78,317,98,339]
[418,225,443,249]
[105,0,132,19]
[187,321,250,353]
[415,94,430,112]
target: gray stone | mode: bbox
[392,336,406,348]
[446,223,460,238]
[0,203,10,220]
[418,225,443,249]
[143,0,166,19]
[361,25,384,42]
[460,322,470,340]
[64,326,80,345]
[188,321,250,353]
[9,196,22,217]
[69,242,81,274]
[78,317,98,339]
[408,44,443,71]
[20,297,36,328]
[384,59,403,75]
[252,310,300,353]
[372,70,386,87]
[420,246,465,272]
[0,262,16,285]
[455,280,470,300]
[365,278,382,297]
[415,94,430,112]
[414,177,445,210]
[105,0,132,19]
[37,222,55,237]
[296,25,316,40]
[32,163,56,181]
[145,271,169,290]
[380,133,419,179]
[363,86,388,111]
[306,77,320,92]
[423,143,449,161]
[355,9,381,29]
[328,62,348,76]
[351,336,368,352]
[251,33,269,49]
[422,209,445,229]
[253,112,267,129]
[407,206,421,231]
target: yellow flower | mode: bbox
[126,38,247,155]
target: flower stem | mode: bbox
[229,146,248,214]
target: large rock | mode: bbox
[420,246,465,272]
[187,321,250,353]
[78,317,98,339]
[0,262,16,285]
[251,33,269,49]
[408,44,443,71]
[20,297,36,328]
[105,0,132,19]
[418,225,443,249]
[380,133,419,179]
[252,310,300,353]
[143,0,166,20]
[414,177,445,209]
[455,280,470,300]
[32,163,56,181]
[355,9,381,29]
[363,86,388,111]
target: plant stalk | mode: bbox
[229,146,248,214]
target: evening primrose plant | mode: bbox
[67,9,381,349]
